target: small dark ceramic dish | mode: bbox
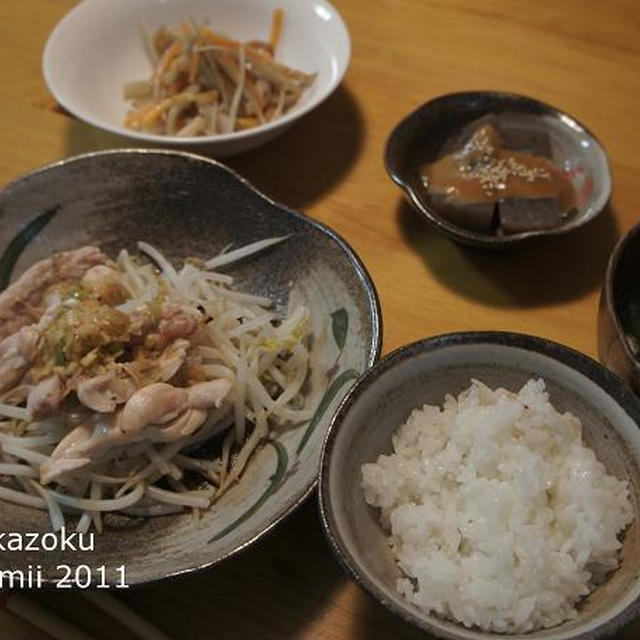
[0,149,381,585]
[599,222,640,395]
[319,332,640,640]
[385,91,612,248]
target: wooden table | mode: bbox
[2,0,640,638]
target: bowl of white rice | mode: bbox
[319,332,640,639]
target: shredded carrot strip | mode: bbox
[244,45,286,70]
[124,17,315,136]
[269,9,284,51]
[201,28,240,50]
[155,40,183,80]
[124,104,155,128]
[141,102,169,128]
[140,91,218,128]
[235,117,259,130]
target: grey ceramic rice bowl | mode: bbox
[0,149,381,585]
[319,332,640,640]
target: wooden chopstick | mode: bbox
[1,592,95,640]
[1,591,171,640]
[81,592,172,640]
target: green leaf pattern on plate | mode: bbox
[295,368,359,455]
[0,205,60,291]
[208,439,289,543]
[331,307,348,353]
[212,308,359,541]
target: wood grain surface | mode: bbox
[1,0,639,638]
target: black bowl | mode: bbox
[599,222,640,395]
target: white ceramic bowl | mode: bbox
[43,0,350,156]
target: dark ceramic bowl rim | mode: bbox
[384,90,613,248]
[0,148,383,586]
[318,331,640,640]
[603,222,640,379]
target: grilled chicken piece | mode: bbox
[80,265,129,306]
[40,378,232,484]
[187,379,233,410]
[26,375,64,418]
[119,379,231,434]
[150,408,208,441]
[142,307,201,350]
[158,308,200,342]
[0,246,106,340]
[76,369,138,413]
[130,338,191,385]
[0,325,39,393]
[74,338,191,412]
[40,422,96,482]
[119,383,188,434]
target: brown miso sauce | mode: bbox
[420,122,577,233]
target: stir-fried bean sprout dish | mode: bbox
[123,10,316,137]
[0,238,313,533]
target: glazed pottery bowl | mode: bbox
[43,0,350,156]
[0,149,381,585]
[385,91,612,248]
[320,332,640,639]
[599,222,640,395]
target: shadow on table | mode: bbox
[350,588,434,640]
[62,85,365,213]
[352,588,640,639]
[396,199,620,308]
[118,499,346,640]
[225,85,365,210]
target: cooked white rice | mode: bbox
[361,378,635,633]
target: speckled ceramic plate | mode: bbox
[385,91,612,248]
[0,149,381,585]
